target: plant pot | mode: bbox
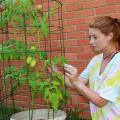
[10,109,67,120]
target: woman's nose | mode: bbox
[89,38,94,45]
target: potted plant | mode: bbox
[0,0,68,119]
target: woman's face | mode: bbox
[88,28,112,53]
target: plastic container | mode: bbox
[10,109,67,120]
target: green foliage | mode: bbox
[1,39,68,111]
[3,65,68,111]
[0,0,68,116]
[43,57,68,70]
[0,104,21,120]
[0,0,49,37]
[67,107,80,120]
[0,39,26,61]
[66,107,91,120]
[0,0,2,5]
[0,39,47,61]
[3,66,30,95]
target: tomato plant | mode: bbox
[0,0,68,114]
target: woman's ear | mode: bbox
[107,32,113,41]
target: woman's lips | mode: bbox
[90,45,96,48]
[90,45,96,51]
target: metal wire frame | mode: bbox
[0,0,66,120]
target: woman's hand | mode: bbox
[64,64,78,83]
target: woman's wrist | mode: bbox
[71,77,83,89]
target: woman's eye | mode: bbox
[88,35,98,40]
[88,35,98,39]
[94,36,97,39]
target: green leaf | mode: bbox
[52,72,65,86]
[43,59,51,69]
[43,12,48,23]
[0,54,2,61]
[41,12,49,37]
[51,8,55,17]
[29,80,38,90]
[10,84,18,96]
[27,49,36,57]
[59,57,68,66]
[0,0,2,5]
[52,81,60,86]
[4,74,14,79]
[41,22,49,37]
[43,87,49,99]
[38,51,47,60]
[53,57,59,65]
[49,93,59,111]
[55,88,63,100]
[30,71,39,80]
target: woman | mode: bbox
[64,16,120,120]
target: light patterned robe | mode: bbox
[80,52,120,120]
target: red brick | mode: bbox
[77,53,93,59]
[84,16,95,24]
[67,32,87,39]
[68,88,79,95]
[63,0,82,4]
[116,5,120,13]
[65,53,77,59]
[75,9,94,17]
[15,101,30,108]
[84,45,94,54]
[64,18,85,26]
[64,3,83,12]
[50,34,64,40]
[64,39,79,46]
[63,25,76,33]
[62,12,75,19]
[78,95,89,103]
[76,24,89,31]
[83,0,105,9]
[80,110,91,119]
[112,14,120,18]
[14,95,31,102]
[78,67,87,73]
[69,60,86,67]
[77,39,89,45]
[95,6,117,15]
[105,0,120,5]
[66,46,85,53]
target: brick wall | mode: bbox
[62,0,120,118]
[63,0,120,71]
[1,0,120,119]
